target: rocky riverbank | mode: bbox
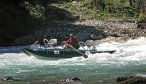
[1,1,146,46]
[14,19,146,45]
[1,75,146,84]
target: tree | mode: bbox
[90,0,106,12]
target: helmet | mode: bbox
[70,34,73,37]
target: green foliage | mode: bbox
[137,10,146,20]
[96,9,110,20]
[31,0,146,21]
[81,0,92,6]
[50,1,97,20]
[95,0,146,20]
[22,1,44,19]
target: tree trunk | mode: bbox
[129,0,133,6]
[92,0,105,11]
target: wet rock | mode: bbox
[60,77,83,84]
[61,77,81,82]
[117,76,129,82]
[0,76,19,82]
[117,76,146,84]
[29,77,83,84]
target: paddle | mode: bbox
[63,42,88,58]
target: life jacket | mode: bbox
[65,36,77,44]
[65,36,79,49]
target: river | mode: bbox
[0,37,146,84]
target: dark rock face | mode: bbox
[0,1,36,46]
[1,1,145,46]
[117,76,146,84]
[0,1,80,46]
[45,6,79,20]
[14,22,103,45]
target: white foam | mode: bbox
[1,37,146,67]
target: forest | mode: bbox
[21,0,146,20]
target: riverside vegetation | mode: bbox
[0,0,146,46]
[1,0,146,84]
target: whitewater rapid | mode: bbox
[0,37,146,82]
[0,37,146,66]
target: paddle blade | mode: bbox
[83,54,88,58]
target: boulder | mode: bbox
[117,76,146,84]
[0,76,19,82]
[29,77,83,84]
[60,77,83,84]
[76,31,91,42]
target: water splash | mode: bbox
[0,37,146,66]
[1,37,146,81]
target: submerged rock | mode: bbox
[29,77,83,84]
[117,76,146,84]
[0,76,19,82]
[60,77,83,84]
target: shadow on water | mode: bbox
[0,46,30,53]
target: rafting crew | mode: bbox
[62,34,79,49]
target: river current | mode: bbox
[0,37,146,84]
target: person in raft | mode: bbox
[62,34,79,49]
